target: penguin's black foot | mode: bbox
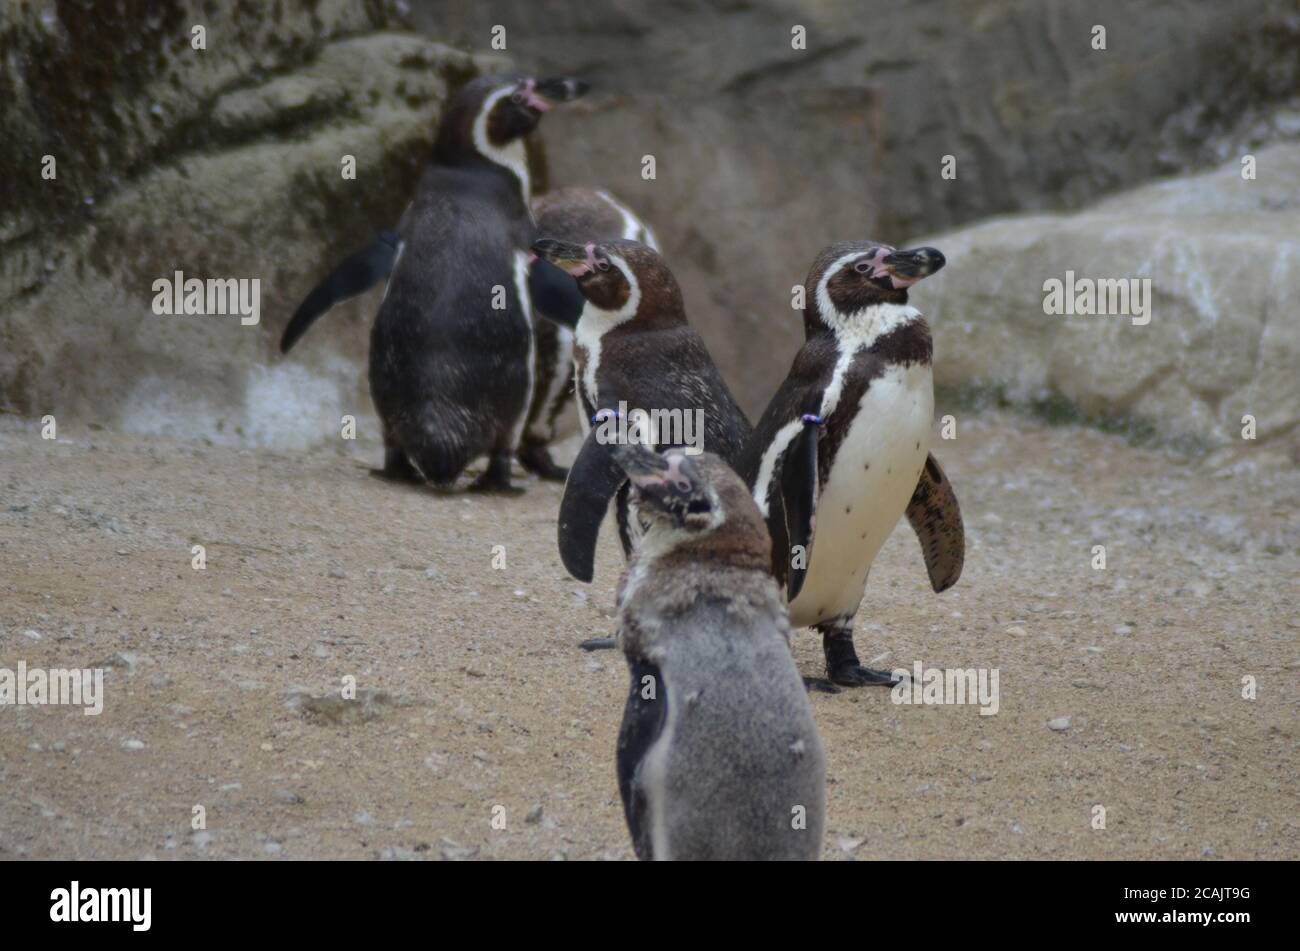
[373,446,424,484]
[803,676,842,694]
[370,464,423,485]
[468,453,524,494]
[517,441,569,482]
[579,636,617,651]
[827,662,899,688]
[819,624,898,689]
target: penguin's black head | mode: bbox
[435,74,588,167]
[806,240,945,331]
[610,444,721,533]
[530,238,683,323]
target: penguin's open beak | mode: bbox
[610,445,713,526]
[532,238,597,277]
[881,247,946,286]
[529,77,590,110]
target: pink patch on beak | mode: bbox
[866,247,921,289]
[520,79,551,113]
[565,243,598,277]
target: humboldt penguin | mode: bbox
[279,74,588,491]
[519,188,661,480]
[740,241,964,688]
[609,443,825,861]
[529,238,751,582]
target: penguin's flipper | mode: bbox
[528,257,586,328]
[279,230,400,353]
[780,415,822,602]
[616,654,668,861]
[557,430,625,582]
[906,453,964,592]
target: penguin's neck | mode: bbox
[811,301,921,354]
[470,90,531,202]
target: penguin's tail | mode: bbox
[279,230,400,354]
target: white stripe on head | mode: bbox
[574,250,641,406]
[472,85,531,202]
[597,190,657,249]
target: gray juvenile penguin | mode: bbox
[608,443,826,861]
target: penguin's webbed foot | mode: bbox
[803,676,842,694]
[372,446,424,484]
[820,625,899,689]
[827,662,899,688]
[579,636,616,651]
[517,440,569,482]
[469,453,524,494]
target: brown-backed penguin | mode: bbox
[279,74,587,491]
[739,241,965,688]
[519,188,661,480]
[608,443,825,861]
[529,238,751,582]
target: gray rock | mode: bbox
[913,143,1300,451]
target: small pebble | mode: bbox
[1047,717,1071,732]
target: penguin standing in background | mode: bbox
[740,241,965,688]
[519,188,661,480]
[608,443,825,861]
[278,74,588,491]
[529,238,751,583]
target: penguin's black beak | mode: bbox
[882,247,946,283]
[533,77,590,106]
[532,238,596,277]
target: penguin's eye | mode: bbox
[596,259,611,272]
[510,92,525,104]
[854,261,871,273]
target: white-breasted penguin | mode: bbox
[739,241,965,688]
[519,188,661,480]
[278,74,588,491]
[529,238,752,583]
[608,443,826,861]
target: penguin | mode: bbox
[278,74,588,491]
[607,442,826,861]
[518,188,661,480]
[739,240,965,688]
[528,238,751,582]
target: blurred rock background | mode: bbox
[1,0,1297,454]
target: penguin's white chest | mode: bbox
[788,363,932,628]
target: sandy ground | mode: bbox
[1,410,1296,861]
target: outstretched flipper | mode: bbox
[557,429,626,582]
[905,453,964,592]
[280,230,400,353]
[528,257,587,328]
[779,414,822,602]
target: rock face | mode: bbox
[910,142,1300,452]
[2,0,1297,448]
[412,1,1300,416]
[0,1,488,448]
